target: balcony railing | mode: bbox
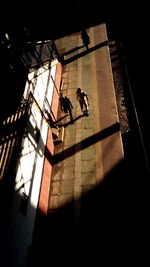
[20,40,60,71]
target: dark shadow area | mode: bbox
[0,69,27,120]
[115,40,150,173]
[0,131,26,264]
[28,155,150,266]
[0,182,37,266]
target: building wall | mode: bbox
[5,59,62,267]
[38,62,62,214]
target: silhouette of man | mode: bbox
[76,87,89,115]
[59,93,67,112]
[81,29,90,50]
[59,93,74,123]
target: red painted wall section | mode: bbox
[38,130,54,215]
[38,62,62,215]
[51,62,62,119]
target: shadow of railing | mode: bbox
[62,45,84,57]
[56,114,85,128]
[52,122,120,165]
[62,40,108,65]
